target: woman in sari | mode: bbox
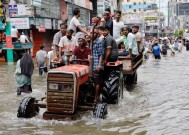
[15,53,34,95]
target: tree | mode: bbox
[174,29,183,37]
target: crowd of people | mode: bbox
[143,36,188,60]
[14,7,143,99]
[18,7,189,100]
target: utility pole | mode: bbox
[158,0,160,38]
[143,0,145,36]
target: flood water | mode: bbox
[1,50,189,135]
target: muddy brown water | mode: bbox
[0,50,189,135]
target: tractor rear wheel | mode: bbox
[17,97,39,118]
[93,102,107,119]
[101,69,123,104]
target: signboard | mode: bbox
[44,19,52,29]
[9,4,18,16]
[10,18,30,29]
[145,17,158,21]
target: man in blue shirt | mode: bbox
[152,40,161,59]
[91,28,104,102]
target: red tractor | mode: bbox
[17,59,124,120]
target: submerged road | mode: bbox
[0,50,189,135]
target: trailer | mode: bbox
[118,53,143,84]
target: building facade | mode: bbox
[10,0,93,56]
[97,0,120,17]
[168,0,189,36]
[122,0,157,13]
[61,0,93,27]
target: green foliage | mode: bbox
[174,29,183,37]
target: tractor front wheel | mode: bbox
[93,102,107,119]
[17,97,39,118]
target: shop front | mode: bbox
[10,17,61,57]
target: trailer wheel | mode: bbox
[93,102,107,119]
[17,97,39,118]
[124,71,137,85]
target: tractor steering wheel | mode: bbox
[70,59,90,65]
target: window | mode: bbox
[129,5,132,8]
[146,26,150,30]
[154,26,158,29]
[134,2,136,5]
[134,9,136,12]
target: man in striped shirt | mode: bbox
[91,28,104,102]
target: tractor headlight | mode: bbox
[49,83,59,90]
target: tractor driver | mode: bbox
[70,36,91,65]
[101,25,118,64]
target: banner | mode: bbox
[10,18,30,29]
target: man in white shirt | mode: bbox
[36,45,47,75]
[132,24,143,54]
[11,26,18,42]
[20,32,30,44]
[58,29,78,64]
[113,11,124,40]
[127,27,139,58]
[47,46,54,68]
[69,8,89,36]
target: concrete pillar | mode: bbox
[6,19,13,62]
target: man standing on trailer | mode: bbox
[113,10,124,40]
[101,25,118,64]
[103,11,113,36]
[52,23,67,60]
[132,24,143,54]
[69,7,89,38]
